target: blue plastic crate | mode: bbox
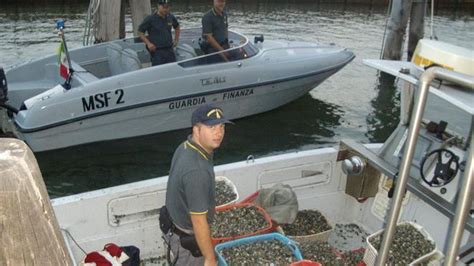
[215,232,303,266]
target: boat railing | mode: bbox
[376,67,474,265]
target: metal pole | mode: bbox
[430,0,434,39]
[59,30,73,74]
[375,67,474,265]
[444,133,474,265]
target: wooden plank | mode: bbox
[129,0,152,37]
[0,139,72,265]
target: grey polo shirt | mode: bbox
[138,13,179,49]
[202,8,228,45]
[165,136,216,232]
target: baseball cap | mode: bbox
[158,0,170,5]
[191,104,233,126]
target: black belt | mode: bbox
[171,225,191,237]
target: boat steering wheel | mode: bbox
[420,148,459,187]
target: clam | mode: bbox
[282,209,332,236]
[215,180,237,206]
[369,223,435,264]
[211,205,269,238]
[221,239,296,264]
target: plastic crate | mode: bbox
[362,221,437,266]
[285,210,333,244]
[215,176,239,208]
[240,190,259,204]
[415,249,444,266]
[215,233,303,266]
[240,190,282,232]
[290,259,322,266]
[212,203,274,245]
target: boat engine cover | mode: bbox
[0,67,7,103]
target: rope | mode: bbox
[63,228,88,255]
[83,0,101,46]
[379,0,392,59]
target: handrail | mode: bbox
[375,67,474,265]
[445,132,473,265]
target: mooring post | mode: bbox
[128,0,152,37]
[408,0,426,61]
[93,0,122,43]
[0,139,72,265]
[382,0,413,60]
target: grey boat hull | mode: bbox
[4,28,354,151]
[18,67,343,151]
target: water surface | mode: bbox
[0,2,472,197]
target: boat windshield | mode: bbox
[178,31,259,68]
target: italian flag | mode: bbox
[57,40,69,80]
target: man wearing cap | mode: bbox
[201,0,230,61]
[163,104,232,266]
[138,0,180,66]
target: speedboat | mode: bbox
[0,28,354,152]
[1,40,472,265]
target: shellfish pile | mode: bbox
[329,223,368,251]
[220,239,297,265]
[281,209,332,236]
[211,205,269,238]
[215,180,237,206]
[342,249,365,265]
[298,223,369,265]
[369,223,435,264]
[299,241,346,266]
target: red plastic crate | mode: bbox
[240,191,283,233]
[240,191,259,204]
[212,202,274,245]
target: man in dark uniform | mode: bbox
[201,0,230,61]
[161,104,232,266]
[138,0,180,66]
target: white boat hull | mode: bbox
[50,144,472,263]
[17,69,337,151]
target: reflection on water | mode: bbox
[1,2,473,196]
[366,73,399,143]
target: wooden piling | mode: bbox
[129,0,152,37]
[92,0,151,42]
[93,0,122,43]
[408,0,426,61]
[0,139,72,265]
[382,0,413,60]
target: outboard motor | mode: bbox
[0,67,7,104]
[0,67,18,114]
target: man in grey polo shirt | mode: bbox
[201,0,230,61]
[164,104,232,266]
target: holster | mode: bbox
[180,235,202,257]
[199,39,210,54]
[159,206,203,257]
[159,206,173,234]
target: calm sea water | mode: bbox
[0,2,472,197]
